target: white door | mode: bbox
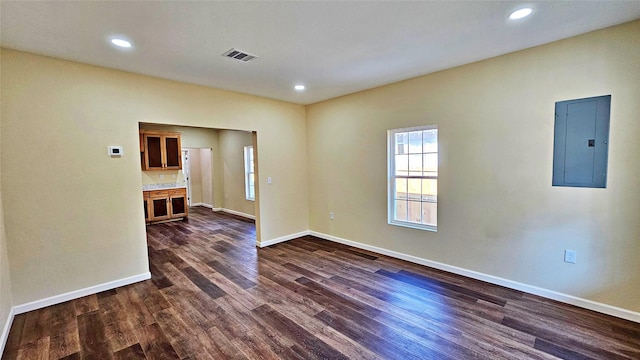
[182,149,192,206]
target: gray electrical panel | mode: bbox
[552,95,611,188]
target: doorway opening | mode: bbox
[139,123,259,243]
[182,148,213,208]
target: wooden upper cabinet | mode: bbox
[141,131,182,170]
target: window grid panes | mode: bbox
[244,146,255,201]
[389,127,437,231]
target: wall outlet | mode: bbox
[329,212,334,220]
[225,193,229,199]
[564,249,577,264]
[267,177,272,185]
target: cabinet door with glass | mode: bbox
[141,131,182,170]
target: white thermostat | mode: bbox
[108,146,124,157]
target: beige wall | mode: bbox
[306,21,640,312]
[0,100,14,349]
[0,217,11,350]
[220,130,256,216]
[141,170,185,186]
[0,49,308,305]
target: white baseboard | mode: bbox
[13,272,151,315]
[301,231,640,323]
[0,307,15,356]
[212,208,255,220]
[258,230,310,248]
[191,203,213,209]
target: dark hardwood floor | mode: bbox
[3,206,640,359]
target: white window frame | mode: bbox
[387,125,438,232]
[244,145,255,201]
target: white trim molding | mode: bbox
[258,230,310,248]
[293,231,640,323]
[13,272,151,315]
[212,208,255,220]
[191,203,213,209]
[0,307,15,356]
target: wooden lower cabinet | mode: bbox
[168,189,188,218]
[149,192,171,222]
[144,188,188,223]
[144,191,150,222]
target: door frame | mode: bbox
[182,149,192,206]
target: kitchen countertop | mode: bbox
[142,183,187,191]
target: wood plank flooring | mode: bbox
[3,206,640,359]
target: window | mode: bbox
[244,146,255,201]
[388,126,438,231]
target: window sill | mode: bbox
[388,220,437,232]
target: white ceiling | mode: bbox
[2,1,640,105]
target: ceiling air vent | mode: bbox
[222,48,258,63]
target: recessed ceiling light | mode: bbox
[509,8,533,20]
[110,38,132,48]
[294,85,305,91]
